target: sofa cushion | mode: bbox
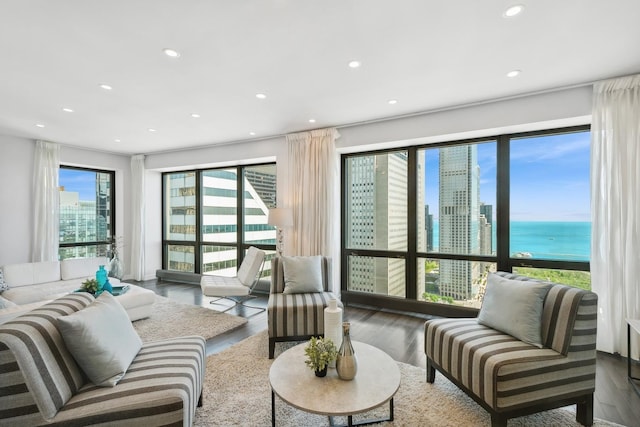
[478,273,552,348]
[60,257,110,280]
[282,255,324,294]
[2,261,61,287]
[58,292,142,387]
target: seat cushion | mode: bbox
[268,291,342,338]
[201,275,248,297]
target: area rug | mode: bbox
[194,330,624,427]
[132,295,247,342]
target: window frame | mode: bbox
[340,125,590,317]
[161,162,277,273]
[58,165,115,258]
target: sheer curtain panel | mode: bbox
[591,74,640,358]
[130,155,146,280]
[32,140,60,262]
[286,128,339,258]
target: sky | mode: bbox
[59,168,97,200]
[424,130,591,222]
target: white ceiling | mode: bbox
[1,0,639,155]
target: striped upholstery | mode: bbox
[267,256,342,358]
[424,272,597,425]
[0,295,205,426]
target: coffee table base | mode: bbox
[271,391,394,427]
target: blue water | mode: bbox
[432,221,590,262]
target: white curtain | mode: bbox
[591,74,640,358]
[32,140,60,262]
[130,155,146,281]
[286,128,340,257]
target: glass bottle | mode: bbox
[95,265,107,292]
[336,322,357,380]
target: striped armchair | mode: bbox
[424,272,598,427]
[0,293,205,426]
[267,256,342,359]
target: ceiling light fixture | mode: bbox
[99,84,112,91]
[35,123,45,128]
[506,69,521,78]
[148,128,157,132]
[388,99,398,105]
[308,119,316,123]
[191,113,201,118]
[114,139,121,143]
[503,4,524,17]
[255,93,267,99]
[249,131,256,136]
[62,107,74,113]
[163,48,180,58]
[348,60,361,68]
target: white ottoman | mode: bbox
[115,284,156,321]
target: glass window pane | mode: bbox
[345,151,408,251]
[243,164,277,245]
[59,168,113,260]
[202,169,237,242]
[202,245,237,276]
[165,172,196,241]
[419,257,496,308]
[347,255,405,297]
[59,244,110,261]
[167,244,195,273]
[510,131,590,261]
[420,141,496,256]
[513,267,591,291]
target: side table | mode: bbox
[627,318,640,396]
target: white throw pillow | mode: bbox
[57,292,142,387]
[282,256,324,294]
[477,273,552,348]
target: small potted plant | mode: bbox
[80,278,100,294]
[304,336,338,377]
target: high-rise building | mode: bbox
[425,205,434,252]
[438,145,480,300]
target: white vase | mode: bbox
[324,298,343,368]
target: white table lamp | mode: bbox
[268,208,293,256]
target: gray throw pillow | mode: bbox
[58,291,142,387]
[477,273,552,348]
[0,269,8,293]
[282,256,324,294]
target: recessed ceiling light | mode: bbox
[163,48,180,58]
[249,131,256,136]
[506,69,521,78]
[114,139,121,143]
[148,128,157,132]
[191,113,201,118]
[35,123,45,128]
[308,119,316,123]
[503,4,524,17]
[348,60,361,69]
[388,99,398,105]
[62,107,74,113]
[99,84,112,91]
[255,93,267,99]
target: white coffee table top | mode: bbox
[269,341,401,417]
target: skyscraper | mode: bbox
[438,145,480,300]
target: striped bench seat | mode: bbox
[424,272,597,427]
[0,293,205,426]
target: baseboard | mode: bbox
[155,269,201,285]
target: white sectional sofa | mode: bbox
[0,258,155,324]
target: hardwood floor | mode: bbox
[133,278,640,427]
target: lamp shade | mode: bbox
[268,208,293,227]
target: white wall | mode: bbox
[0,85,593,276]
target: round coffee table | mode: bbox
[269,341,401,427]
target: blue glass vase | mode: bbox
[96,265,108,293]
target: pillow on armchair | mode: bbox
[477,273,552,348]
[282,255,324,294]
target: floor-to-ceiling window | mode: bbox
[162,163,277,276]
[341,126,590,316]
[59,166,115,260]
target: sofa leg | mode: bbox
[490,413,508,427]
[576,395,594,426]
[426,359,436,383]
[269,338,275,359]
[197,392,203,407]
